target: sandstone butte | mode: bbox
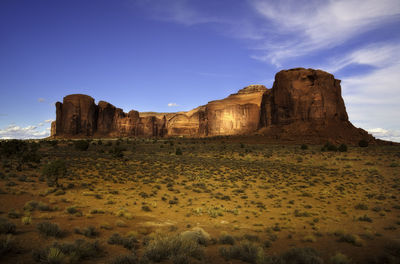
[50,68,380,144]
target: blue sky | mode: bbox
[0,0,399,141]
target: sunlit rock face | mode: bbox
[50,68,375,143]
[206,85,266,135]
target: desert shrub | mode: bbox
[0,139,27,157]
[300,144,308,150]
[330,252,352,264]
[75,226,99,238]
[338,144,348,152]
[354,203,368,210]
[21,216,32,225]
[109,254,138,264]
[66,206,80,215]
[108,233,138,250]
[322,142,337,152]
[42,160,67,187]
[0,235,17,257]
[37,222,64,238]
[335,230,363,246]
[219,241,264,263]
[175,148,183,155]
[143,233,204,263]
[0,217,16,234]
[358,215,373,222]
[24,200,39,211]
[219,233,235,245]
[33,239,102,263]
[110,146,124,158]
[279,247,323,264]
[74,140,89,151]
[359,140,369,147]
[141,205,151,212]
[8,209,21,219]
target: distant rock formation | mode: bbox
[51,68,375,143]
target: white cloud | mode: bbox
[44,119,54,123]
[168,103,178,107]
[38,98,45,103]
[249,0,400,65]
[0,122,51,139]
[367,128,400,142]
[326,43,400,73]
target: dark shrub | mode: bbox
[37,222,64,238]
[321,142,337,152]
[359,140,369,147]
[109,254,138,264]
[175,148,183,155]
[0,218,16,234]
[338,144,348,152]
[301,144,308,150]
[280,247,323,264]
[74,140,90,151]
[41,160,67,187]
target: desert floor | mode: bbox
[0,138,399,264]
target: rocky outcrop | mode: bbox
[53,94,97,136]
[51,68,376,144]
[258,68,373,143]
[260,68,347,126]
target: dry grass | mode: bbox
[0,138,399,263]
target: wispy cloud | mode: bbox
[167,103,178,107]
[38,98,45,103]
[0,122,51,139]
[134,0,222,26]
[325,43,400,73]
[249,0,400,65]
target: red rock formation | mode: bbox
[50,68,376,144]
[54,94,97,136]
[206,85,266,136]
[258,68,373,143]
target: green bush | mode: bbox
[300,144,308,150]
[359,140,369,147]
[41,160,67,187]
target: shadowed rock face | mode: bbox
[54,94,97,136]
[51,68,375,143]
[260,68,348,127]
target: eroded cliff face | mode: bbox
[51,68,375,143]
[206,85,266,136]
[260,68,348,127]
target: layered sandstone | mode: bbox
[51,68,375,144]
